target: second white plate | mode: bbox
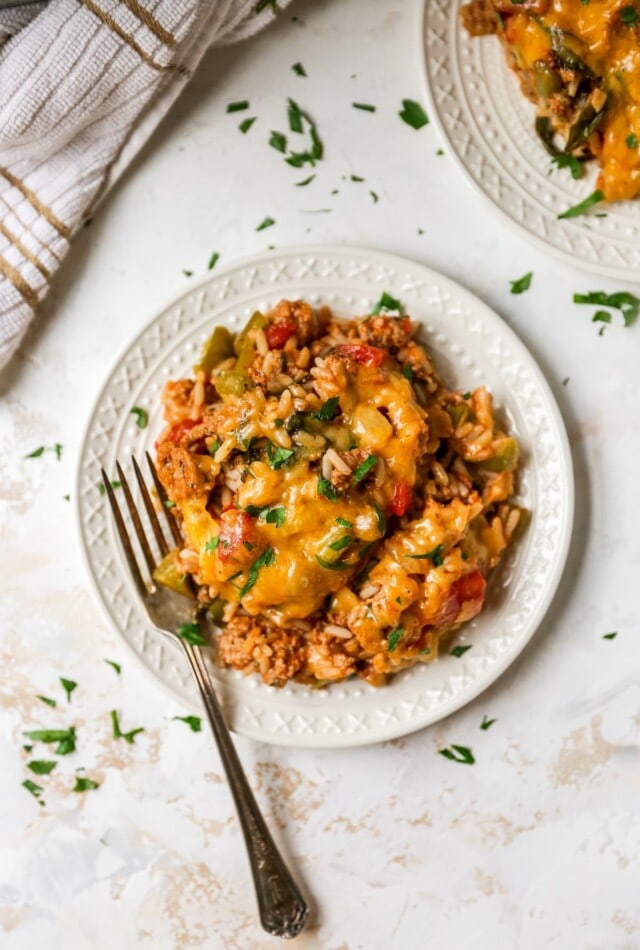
[421,0,640,279]
[76,246,573,747]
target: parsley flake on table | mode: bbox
[23,778,44,800]
[372,291,404,315]
[450,644,472,658]
[60,678,77,702]
[480,716,496,730]
[256,216,275,231]
[573,290,640,327]
[269,130,287,153]
[602,631,617,640]
[173,715,202,732]
[510,272,533,294]
[292,61,307,76]
[370,190,379,203]
[104,659,121,675]
[239,547,276,597]
[438,744,475,764]
[557,189,604,219]
[25,446,45,458]
[176,622,206,646]
[37,695,56,708]
[283,98,324,168]
[98,480,121,495]
[73,776,100,792]
[110,710,144,744]
[25,443,63,460]
[23,727,76,756]
[130,406,148,429]
[27,759,57,775]
[296,174,315,186]
[351,174,364,183]
[239,117,256,134]
[353,102,376,112]
[207,252,220,270]
[387,627,403,652]
[399,98,429,130]
[226,100,249,113]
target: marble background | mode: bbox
[2,0,639,947]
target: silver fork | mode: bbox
[101,454,309,940]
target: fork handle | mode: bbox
[180,641,309,939]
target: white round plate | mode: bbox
[76,246,573,748]
[421,0,640,278]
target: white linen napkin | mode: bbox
[0,0,290,369]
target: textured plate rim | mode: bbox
[75,244,574,748]
[418,0,640,280]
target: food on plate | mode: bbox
[154,299,524,687]
[461,0,640,202]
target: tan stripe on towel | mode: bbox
[80,0,168,71]
[0,219,50,280]
[120,0,176,47]
[0,255,39,309]
[0,167,71,240]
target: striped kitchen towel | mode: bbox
[0,0,291,370]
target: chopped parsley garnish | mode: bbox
[450,644,472,658]
[399,98,429,129]
[372,291,404,315]
[316,396,340,421]
[352,454,378,484]
[164,500,176,508]
[402,365,413,382]
[239,117,256,134]
[25,446,44,458]
[60,678,77,702]
[207,252,220,270]
[510,272,533,294]
[550,153,584,180]
[480,716,496,730]
[176,622,206,646]
[205,536,220,552]
[621,5,638,23]
[406,543,445,566]
[27,760,57,775]
[266,442,295,469]
[316,554,351,571]
[626,133,639,149]
[438,745,475,765]
[26,443,63,460]
[557,189,604,219]
[73,777,99,792]
[111,710,144,744]
[592,310,611,325]
[296,174,315,186]
[462,391,472,399]
[351,174,364,182]
[173,715,202,732]
[98,480,121,495]
[226,100,249,113]
[183,269,193,277]
[329,535,352,552]
[353,102,376,112]
[104,659,121,675]
[336,517,353,528]
[239,547,276,597]
[269,130,287,153]
[209,439,221,455]
[573,290,640,327]
[387,627,403,652]
[23,727,76,755]
[283,98,324,168]
[37,695,56,708]
[602,631,617,640]
[23,779,44,800]
[372,502,386,536]
[265,506,286,527]
[53,443,63,460]
[370,190,379,203]
[130,406,148,429]
[292,61,307,76]
[245,504,268,518]
[318,478,338,501]
[256,216,275,231]
[562,377,570,386]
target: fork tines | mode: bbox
[101,454,178,595]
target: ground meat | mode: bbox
[329,448,370,490]
[270,299,320,345]
[353,315,413,351]
[156,441,214,501]
[460,0,498,36]
[216,613,306,687]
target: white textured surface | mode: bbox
[77,246,572,746]
[422,0,640,278]
[1,0,639,946]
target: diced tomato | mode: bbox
[334,343,385,367]
[390,481,412,517]
[164,418,200,443]
[218,510,256,562]
[438,569,486,625]
[266,321,297,349]
[400,317,412,333]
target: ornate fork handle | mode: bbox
[181,640,309,940]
